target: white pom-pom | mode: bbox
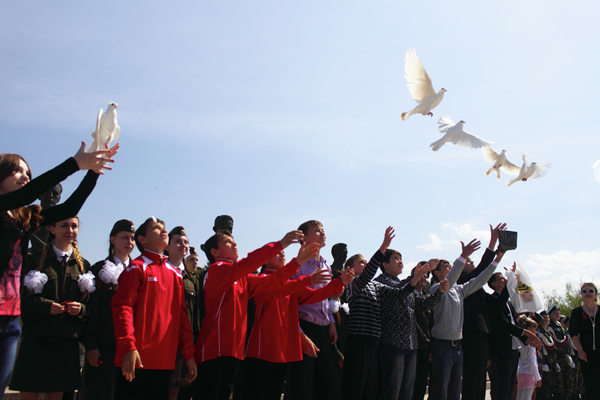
[329,299,340,314]
[24,270,48,294]
[78,271,96,293]
[341,303,350,315]
[98,260,124,285]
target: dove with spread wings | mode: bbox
[86,103,120,153]
[482,147,521,179]
[401,48,446,121]
[507,152,551,187]
[430,116,492,151]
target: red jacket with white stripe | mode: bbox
[195,241,302,364]
[245,270,344,363]
[112,250,194,370]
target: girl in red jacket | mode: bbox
[242,249,355,400]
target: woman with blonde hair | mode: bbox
[10,216,93,399]
[0,144,117,396]
[569,282,600,397]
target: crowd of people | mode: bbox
[0,146,599,400]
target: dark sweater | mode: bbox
[0,158,98,279]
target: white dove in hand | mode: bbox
[507,152,551,187]
[86,102,120,154]
[430,116,492,151]
[401,48,446,121]
[482,147,521,179]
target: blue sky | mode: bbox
[2,1,599,301]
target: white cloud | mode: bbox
[515,249,600,304]
[593,159,600,183]
[417,223,489,252]
[417,233,448,251]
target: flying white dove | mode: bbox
[86,103,120,153]
[507,152,551,187]
[400,48,446,121]
[430,116,492,151]
[482,147,521,179]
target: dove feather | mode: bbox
[451,130,492,149]
[437,116,454,133]
[527,164,551,180]
[405,48,436,103]
[482,146,499,163]
[500,160,521,175]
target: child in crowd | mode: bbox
[428,237,503,400]
[164,226,195,400]
[287,220,339,400]
[11,216,93,400]
[375,248,448,400]
[516,315,542,400]
[111,217,196,400]
[80,219,136,400]
[243,246,354,400]
[195,228,315,400]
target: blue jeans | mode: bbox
[0,316,21,397]
[378,342,417,400]
[429,339,463,400]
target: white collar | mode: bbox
[113,255,130,267]
[53,244,73,261]
[168,260,185,271]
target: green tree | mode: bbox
[542,281,582,316]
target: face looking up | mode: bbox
[211,235,239,262]
[383,253,403,277]
[139,222,169,253]
[304,225,326,248]
[265,251,286,270]
[0,159,30,194]
[167,234,190,260]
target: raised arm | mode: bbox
[447,239,481,286]
[349,226,395,293]
[462,251,503,298]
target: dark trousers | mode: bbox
[114,368,171,400]
[194,356,240,400]
[580,357,600,400]
[241,357,289,400]
[340,334,378,400]
[287,320,339,400]
[378,342,417,400]
[461,330,489,400]
[412,346,431,400]
[489,349,518,400]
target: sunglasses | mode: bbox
[581,289,597,294]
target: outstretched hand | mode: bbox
[489,223,507,249]
[74,142,119,174]
[281,230,305,249]
[309,265,333,286]
[297,243,320,265]
[379,226,396,253]
[411,262,430,286]
[438,279,450,293]
[340,266,355,285]
[460,239,481,259]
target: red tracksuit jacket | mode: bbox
[245,270,344,363]
[112,250,194,369]
[195,241,302,364]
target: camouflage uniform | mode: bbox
[549,320,576,400]
[537,326,558,400]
